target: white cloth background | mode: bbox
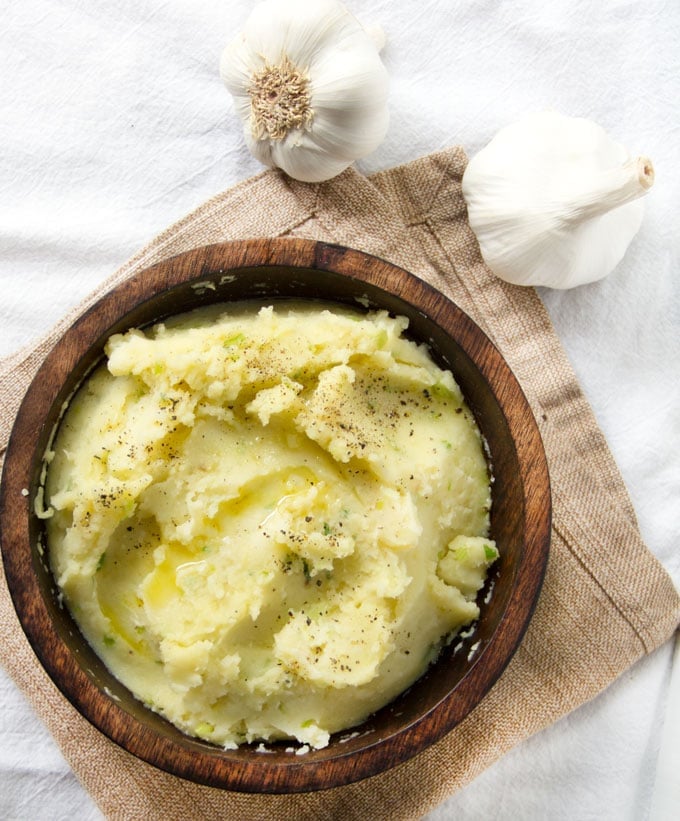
[1,1,678,819]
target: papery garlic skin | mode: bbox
[461,111,655,289]
[220,0,389,183]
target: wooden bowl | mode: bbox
[0,239,551,793]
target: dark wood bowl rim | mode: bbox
[0,238,551,793]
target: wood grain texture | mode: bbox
[0,239,551,793]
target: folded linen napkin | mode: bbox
[1,147,678,820]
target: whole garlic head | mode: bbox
[220,0,389,183]
[461,111,655,289]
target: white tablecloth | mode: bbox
[1,2,678,818]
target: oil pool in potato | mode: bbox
[41,304,497,750]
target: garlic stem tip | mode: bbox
[636,156,655,190]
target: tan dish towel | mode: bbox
[1,147,678,820]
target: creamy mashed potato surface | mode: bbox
[43,304,497,750]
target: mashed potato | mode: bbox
[43,304,497,750]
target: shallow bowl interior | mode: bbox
[0,239,551,793]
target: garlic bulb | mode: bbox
[461,111,655,289]
[220,0,389,183]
